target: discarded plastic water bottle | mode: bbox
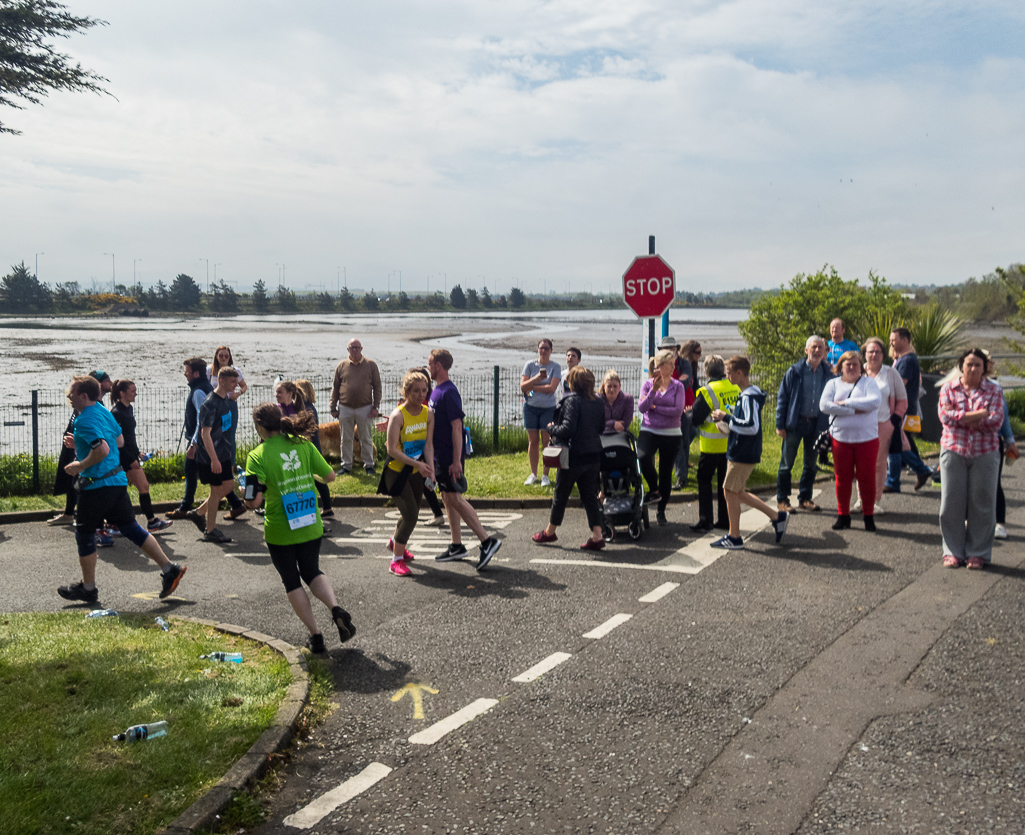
[85,609,118,619]
[113,720,168,742]
[154,617,170,631]
[201,651,243,663]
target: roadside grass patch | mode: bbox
[0,612,292,835]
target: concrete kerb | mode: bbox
[159,616,311,835]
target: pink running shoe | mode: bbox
[388,538,416,561]
[389,559,411,577]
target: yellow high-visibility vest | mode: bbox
[697,378,742,454]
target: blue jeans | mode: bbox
[885,435,932,491]
[777,416,819,503]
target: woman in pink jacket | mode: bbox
[638,349,687,526]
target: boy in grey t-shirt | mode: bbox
[187,368,240,544]
[520,338,562,486]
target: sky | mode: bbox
[3,0,1024,297]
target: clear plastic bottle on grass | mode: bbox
[201,651,243,663]
[154,617,170,631]
[113,721,167,742]
[85,609,118,619]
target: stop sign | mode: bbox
[622,254,675,318]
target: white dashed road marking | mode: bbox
[529,558,695,573]
[283,762,393,830]
[582,613,633,639]
[639,581,680,602]
[408,698,499,745]
[512,651,573,682]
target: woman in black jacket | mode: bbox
[531,366,606,550]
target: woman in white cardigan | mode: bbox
[820,350,882,531]
[862,337,908,515]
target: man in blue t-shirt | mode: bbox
[427,349,502,571]
[57,375,186,604]
[885,327,938,492]
[826,318,859,368]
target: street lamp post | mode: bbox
[103,252,115,292]
[35,252,44,279]
[198,258,209,293]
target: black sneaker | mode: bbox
[185,510,207,533]
[306,633,327,654]
[58,581,98,603]
[364,464,377,475]
[321,508,335,518]
[772,510,789,543]
[332,606,355,643]
[160,563,187,599]
[477,536,502,571]
[656,511,668,526]
[436,543,468,562]
[202,528,232,544]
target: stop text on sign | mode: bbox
[625,275,674,298]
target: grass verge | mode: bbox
[0,612,293,835]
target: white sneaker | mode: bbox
[540,474,551,487]
[995,523,1008,539]
[426,515,446,527]
[524,474,538,486]
[873,503,885,516]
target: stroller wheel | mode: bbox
[603,524,615,543]
[628,521,642,540]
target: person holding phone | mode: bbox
[243,402,354,654]
[520,338,561,486]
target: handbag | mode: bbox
[902,414,922,433]
[542,444,569,469]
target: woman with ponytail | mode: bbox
[243,403,354,654]
[109,380,172,533]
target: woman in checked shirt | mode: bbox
[938,348,1005,569]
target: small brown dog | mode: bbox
[319,421,375,464]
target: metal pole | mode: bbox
[31,390,40,492]
[493,365,500,451]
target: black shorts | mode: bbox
[198,458,234,486]
[434,457,467,493]
[267,538,324,593]
[75,485,149,556]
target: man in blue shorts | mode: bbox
[57,375,186,603]
[427,349,502,571]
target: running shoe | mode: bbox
[389,559,411,576]
[57,581,98,603]
[46,513,75,526]
[426,515,446,527]
[159,563,187,598]
[524,474,538,486]
[95,529,114,548]
[710,534,744,550]
[387,538,416,561]
[321,508,335,518]
[531,530,558,544]
[436,543,468,562]
[105,526,121,537]
[147,518,173,532]
[656,511,668,526]
[226,505,248,520]
[540,475,551,487]
[364,465,377,475]
[165,507,192,519]
[332,606,356,642]
[772,510,789,543]
[202,528,232,544]
[477,536,502,570]
[306,633,327,654]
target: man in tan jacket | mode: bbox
[330,338,382,475]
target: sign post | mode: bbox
[622,246,676,372]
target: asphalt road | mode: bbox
[2,468,1023,834]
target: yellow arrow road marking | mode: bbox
[390,682,439,720]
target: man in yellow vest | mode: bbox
[688,354,742,532]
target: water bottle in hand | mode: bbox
[113,720,167,742]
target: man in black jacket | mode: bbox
[775,336,834,513]
[166,357,213,519]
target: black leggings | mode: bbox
[267,538,324,593]
[550,462,603,529]
[638,431,682,513]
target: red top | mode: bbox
[939,377,1004,458]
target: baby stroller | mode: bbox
[599,431,648,541]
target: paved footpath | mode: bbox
[2,468,1024,834]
